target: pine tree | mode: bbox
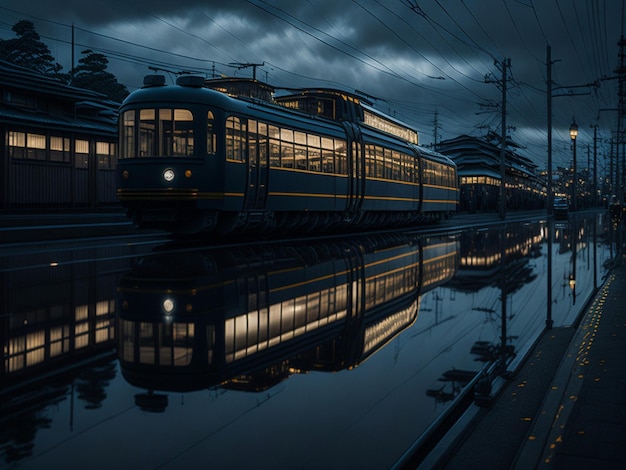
[70,49,129,103]
[0,20,67,81]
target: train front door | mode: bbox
[244,120,269,211]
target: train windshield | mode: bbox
[120,108,214,158]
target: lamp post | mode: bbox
[570,119,578,211]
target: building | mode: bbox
[437,134,545,213]
[0,59,119,210]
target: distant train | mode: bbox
[116,75,459,234]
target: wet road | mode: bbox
[1,211,620,469]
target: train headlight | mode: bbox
[163,168,175,182]
[122,170,129,179]
[162,298,175,314]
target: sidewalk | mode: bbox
[427,255,626,469]
[0,210,163,243]
[514,260,626,468]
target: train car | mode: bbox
[116,75,458,234]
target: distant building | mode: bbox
[437,134,545,213]
[0,59,119,210]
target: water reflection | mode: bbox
[116,233,459,403]
[1,213,620,468]
[1,251,126,464]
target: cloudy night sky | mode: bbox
[1,0,624,171]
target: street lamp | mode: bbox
[570,119,578,211]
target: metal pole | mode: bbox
[546,218,553,329]
[547,46,553,216]
[593,125,598,206]
[573,137,577,211]
[500,59,509,220]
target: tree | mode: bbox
[0,20,67,81]
[70,49,129,103]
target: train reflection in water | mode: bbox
[116,233,459,405]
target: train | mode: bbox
[116,75,459,234]
[116,232,459,395]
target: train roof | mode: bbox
[124,75,429,151]
[415,145,456,166]
[205,77,275,102]
[275,87,420,145]
[122,75,233,108]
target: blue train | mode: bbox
[116,75,459,234]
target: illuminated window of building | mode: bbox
[50,136,70,162]
[26,133,46,160]
[75,322,90,349]
[75,304,89,321]
[96,141,115,169]
[75,139,89,168]
[8,131,26,158]
[96,300,114,316]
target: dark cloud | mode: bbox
[1,0,623,167]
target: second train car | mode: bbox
[116,76,459,234]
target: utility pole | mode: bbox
[485,59,511,219]
[547,46,553,215]
[592,124,598,206]
[587,144,591,208]
[432,111,442,148]
[617,36,626,203]
[548,44,596,212]
[71,24,75,84]
[497,58,510,220]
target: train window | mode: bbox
[280,128,294,168]
[373,146,383,178]
[321,137,334,173]
[139,109,155,157]
[307,134,321,172]
[269,125,280,167]
[258,122,268,168]
[160,109,194,156]
[207,111,215,154]
[335,139,347,175]
[401,154,409,182]
[383,148,393,179]
[392,151,402,180]
[317,98,335,119]
[294,131,307,170]
[424,160,437,186]
[226,116,246,162]
[121,110,135,158]
[365,144,374,177]
[248,120,258,166]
